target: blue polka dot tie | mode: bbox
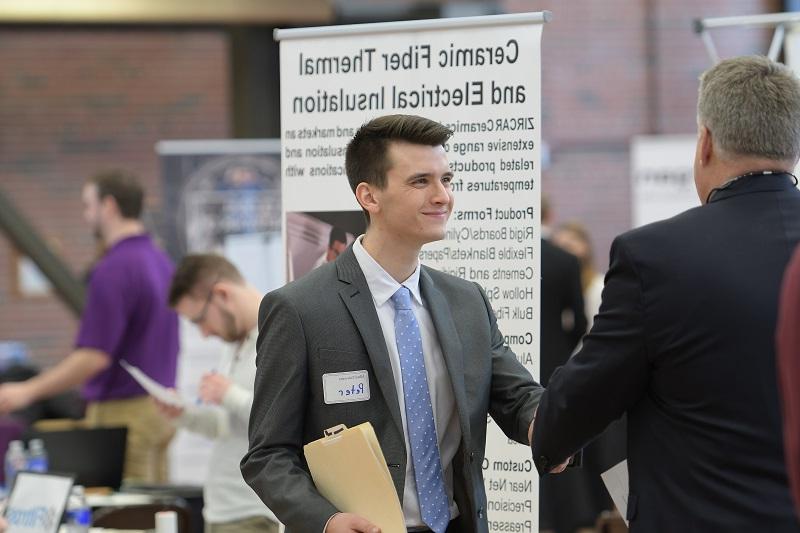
[391,286,450,533]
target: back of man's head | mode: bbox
[345,114,454,193]
[87,170,144,220]
[698,55,800,163]
[168,254,244,307]
[329,226,348,247]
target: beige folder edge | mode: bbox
[304,422,405,532]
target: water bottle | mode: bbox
[27,438,48,472]
[4,440,27,489]
[64,484,91,533]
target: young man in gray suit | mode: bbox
[242,115,545,533]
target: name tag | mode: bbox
[323,370,370,404]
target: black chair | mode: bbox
[92,500,191,532]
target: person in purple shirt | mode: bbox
[0,170,179,483]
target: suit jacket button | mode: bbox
[469,452,475,463]
[477,507,484,518]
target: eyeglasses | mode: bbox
[190,276,220,325]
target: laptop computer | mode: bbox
[4,471,74,533]
[26,427,127,489]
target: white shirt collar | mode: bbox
[352,235,423,307]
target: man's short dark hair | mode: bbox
[168,254,244,307]
[87,170,144,220]
[345,114,454,193]
[329,226,348,247]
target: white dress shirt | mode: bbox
[177,328,278,525]
[352,236,461,528]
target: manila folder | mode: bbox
[303,422,405,532]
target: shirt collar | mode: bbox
[106,232,150,253]
[707,171,797,203]
[352,235,422,307]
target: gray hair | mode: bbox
[698,55,800,163]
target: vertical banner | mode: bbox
[157,139,283,293]
[631,135,700,228]
[785,27,800,73]
[277,12,548,531]
[157,139,283,484]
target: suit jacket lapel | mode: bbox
[336,248,404,438]
[420,268,473,448]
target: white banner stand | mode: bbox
[275,11,550,532]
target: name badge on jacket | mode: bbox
[323,370,371,404]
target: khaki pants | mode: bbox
[85,396,175,484]
[205,516,279,533]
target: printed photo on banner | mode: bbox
[286,211,366,281]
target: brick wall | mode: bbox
[0,1,784,367]
[0,28,230,367]
[506,0,780,270]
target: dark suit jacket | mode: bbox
[540,238,586,385]
[539,238,599,533]
[778,244,800,518]
[242,246,542,533]
[533,174,800,532]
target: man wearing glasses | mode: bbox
[156,254,278,533]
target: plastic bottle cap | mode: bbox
[155,510,178,533]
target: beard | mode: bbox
[91,222,106,245]
[91,227,108,260]
[219,306,245,343]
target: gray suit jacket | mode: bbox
[242,246,542,533]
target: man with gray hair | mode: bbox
[532,55,800,531]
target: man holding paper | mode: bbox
[154,254,279,533]
[531,56,800,531]
[242,115,545,533]
[0,170,178,483]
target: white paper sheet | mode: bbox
[120,360,185,408]
[600,459,629,526]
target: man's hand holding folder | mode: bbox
[303,423,405,533]
[325,512,381,533]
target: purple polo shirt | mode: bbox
[75,234,179,401]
